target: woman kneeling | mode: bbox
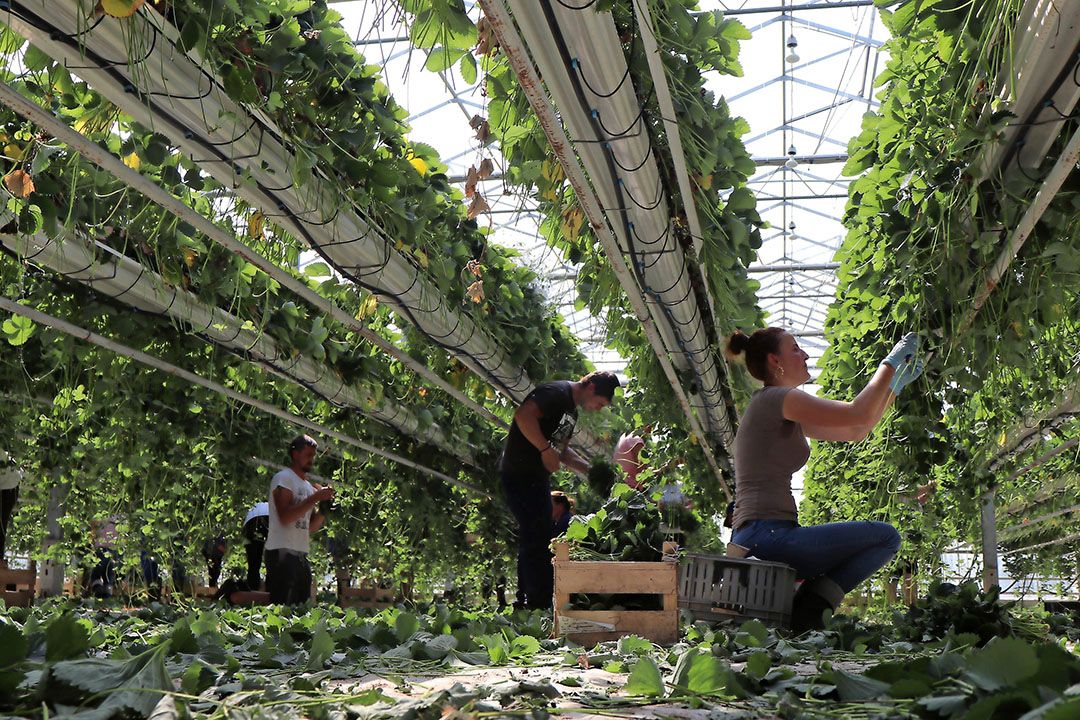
[726,327,924,632]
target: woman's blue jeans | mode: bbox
[732,519,901,593]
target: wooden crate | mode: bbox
[339,583,395,609]
[553,542,679,646]
[0,561,37,607]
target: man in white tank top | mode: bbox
[265,435,334,605]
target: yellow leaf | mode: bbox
[407,155,428,176]
[541,187,558,202]
[997,431,1007,447]
[541,158,564,184]
[99,0,146,19]
[248,210,265,239]
[4,144,24,161]
[182,248,197,267]
[466,280,485,303]
[561,207,585,241]
[122,152,141,170]
[3,169,35,199]
[413,249,429,269]
[358,294,378,320]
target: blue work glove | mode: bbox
[890,358,925,395]
[883,332,919,369]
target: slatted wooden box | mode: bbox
[0,561,37,607]
[553,541,679,646]
[678,552,796,627]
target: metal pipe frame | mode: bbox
[748,262,840,272]
[706,1,877,16]
[753,153,850,166]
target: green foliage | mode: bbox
[892,580,1047,647]
[802,0,1080,567]
[560,483,663,561]
[161,0,586,384]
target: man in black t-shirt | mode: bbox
[500,371,620,609]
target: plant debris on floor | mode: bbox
[2,582,1079,719]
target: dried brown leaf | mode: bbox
[3,169,35,198]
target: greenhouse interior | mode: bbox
[1,0,1080,717]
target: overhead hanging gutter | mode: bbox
[0,296,493,500]
[499,0,738,456]
[960,124,1080,329]
[0,78,509,434]
[479,0,733,496]
[0,229,475,466]
[628,0,715,323]
[987,375,1080,470]
[975,0,1080,182]
[2,2,589,445]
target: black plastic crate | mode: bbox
[678,552,796,626]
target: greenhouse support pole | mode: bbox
[980,490,1000,591]
[37,481,68,598]
[0,297,493,501]
[0,82,509,434]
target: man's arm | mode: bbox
[272,485,326,526]
[560,446,590,474]
[309,512,325,533]
[514,399,561,473]
[513,400,549,450]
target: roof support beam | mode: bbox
[752,13,884,48]
[748,262,840,273]
[753,153,849,166]
[706,1,876,16]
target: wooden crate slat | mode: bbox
[552,542,679,645]
[556,609,677,646]
[556,562,676,595]
[0,589,34,607]
[0,562,37,589]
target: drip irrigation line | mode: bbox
[0,295,492,500]
[619,175,667,211]
[995,39,1080,177]
[0,77,510,432]
[572,56,632,99]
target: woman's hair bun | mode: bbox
[725,330,750,360]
